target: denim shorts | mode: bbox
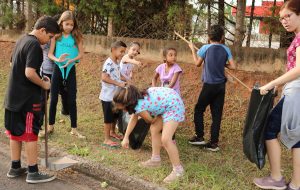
[265,98,300,148]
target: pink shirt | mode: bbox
[155,63,182,95]
[287,33,300,71]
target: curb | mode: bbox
[0,131,166,190]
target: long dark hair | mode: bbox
[113,85,147,114]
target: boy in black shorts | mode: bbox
[99,41,127,147]
[4,16,59,183]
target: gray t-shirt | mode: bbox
[41,42,55,75]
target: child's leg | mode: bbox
[110,123,116,135]
[60,88,69,115]
[67,67,77,128]
[49,66,61,127]
[266,139,282,180]
[104,123,115,144]
[209,84,225,144]
[141,116,163,167]
[193,84,212,138]
[25,141,38,167]
[150,116,163,156]
[291,146,300,188]
[161,120,181,166]
[253,99,287,190]
[10,140,22,166]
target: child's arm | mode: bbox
[260,47,300,95]
[120,74,128,82]
[152,73,159,87]
[122,55,142,67]
[61,40,84,68]
[121,114,138,148]
[48,38,69,63]
[189,42,203,67]
[25,68,51,90]
[102,72,126,88]
[138,111,157,124]
[225,59,237,70]
[168,72,180,88]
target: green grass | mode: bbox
[0,42,294,190]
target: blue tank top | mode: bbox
[55,34,79,79]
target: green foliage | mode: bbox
[68,144,90,157]
[0,3,14,28]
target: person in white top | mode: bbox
[100,41,127,148]
[120,42,144,82]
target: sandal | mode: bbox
[38,126,54,138]
[102,142,120,149]
[110,134,124,140]
[70,129,86,139]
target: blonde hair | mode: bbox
[56,11,83,45]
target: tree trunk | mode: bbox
[218,0,225,28]
[246,0,255,47]
[25,0,34,32]
[107,16,113,37]
[9,0,13,29]
[22,0,25,15]
[207,0,211,43]
[268,0,276,48]
[234,0,246,62]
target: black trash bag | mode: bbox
[243,87,276,169]
[117,112,150,150]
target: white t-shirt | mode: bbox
[120,55,135,80]
[99,57,122,101]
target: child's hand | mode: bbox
[119,82,127,88]
[121,138,129,149]
[42,76,51,90]
[260,83,274,95]
[60,59,72,68]
[58,53,69,62]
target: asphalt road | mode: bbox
[0,140,119,190]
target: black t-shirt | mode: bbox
[4,34,43,112]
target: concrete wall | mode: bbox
[0,29,287,70]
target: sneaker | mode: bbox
[253,176,287,190]
[7,167,27,178]
[286,183,300,190]
[203,142,220,152]
[188,136,205,145]
[163,170,184,183]
[26,172,56,184]
[139,159,161,168]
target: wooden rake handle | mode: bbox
[174,31,252,92]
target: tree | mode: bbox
[268,0,276,48]
[234,0,246,62]
[246,0,255,47]
[218,0,225,28]
[25,0,34,31]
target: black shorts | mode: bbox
[5,104,41,142]
[101,101,120,123]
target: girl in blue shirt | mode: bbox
[48,11,85,138]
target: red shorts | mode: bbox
[5,109,40,142]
